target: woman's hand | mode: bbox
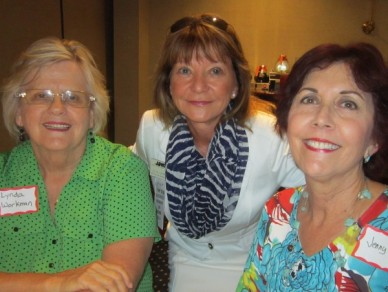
[54,260,131,292]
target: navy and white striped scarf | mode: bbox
[166,115,248,239]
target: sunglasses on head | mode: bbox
[170,15,228,33]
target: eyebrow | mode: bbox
[298,87,365,100]
[339,90,365,100]
[298,87,317,93]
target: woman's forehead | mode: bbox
[175,47,230,64]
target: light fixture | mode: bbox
[362,0,376,35]
[275,54,289,74]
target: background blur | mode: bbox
[0,0,387,151]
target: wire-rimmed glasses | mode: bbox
[17,89,95,108]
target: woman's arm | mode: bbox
[103,237,154,291]
[0,260,131,291]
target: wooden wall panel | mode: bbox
[0,0,107,151]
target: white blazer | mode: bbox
[133,109,304,292]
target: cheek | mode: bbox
[286,131,301,152]
[169,83,185,106]
[287,111,302,133]
[169,77,182,94]
[89,110,94,128]
[171,95,182,110]
[17,107,39,127]
[342,122,372,147]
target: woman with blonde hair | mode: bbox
[0,37,159,291]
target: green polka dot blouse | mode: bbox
[0,136,160,291]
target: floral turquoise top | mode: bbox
[237,187,388,291]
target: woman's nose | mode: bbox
[313,105,334,128]
[191,74,208,92]
[48,94,66,113]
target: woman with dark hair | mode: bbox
[133,13,304,291]
[238,42,388,291]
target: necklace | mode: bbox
[300,178,372,227]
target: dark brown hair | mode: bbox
[275,43,388,183]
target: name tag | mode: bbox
[353,225,388,271]
[0,186,39,216]
[150,158,165,179]
[150,158,166,229]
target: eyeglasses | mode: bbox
[17,89,96,108]
[170,15,228,33]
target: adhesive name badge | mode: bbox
[153,178,166,230]
[353,224,388,271]
[149,159,167,229]
[0,186,39,216]
[150,158,165,179]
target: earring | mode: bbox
[232,92,237,99]
[364,155,371,163]
[89,130,95,144]
[19,127,26,142]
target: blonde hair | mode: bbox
[1,37,109,140]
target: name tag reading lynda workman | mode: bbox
[0,186,39,216]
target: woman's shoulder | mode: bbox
[0,142,32,170]
[244,110,283,146]
[137,109,170,145]
[141,109,165,125]
[94,136,134,158]
[265,187,301,216]
[0,151,9,170]
[137,109,168,136]
[245,99,276,129]
[90,136,148,173]
[248,110,276,125]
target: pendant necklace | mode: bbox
[300,178,372,227]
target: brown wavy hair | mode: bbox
[153,13,253,128]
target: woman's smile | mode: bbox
[304,138,340,152]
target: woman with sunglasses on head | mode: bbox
[132,14,304,291]
[0,37,159,291]
[237,43,388,291]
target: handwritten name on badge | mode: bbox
[150,158,167,229]
[353,225,388,271]
[150,158,165,179]
[0,186,39,216]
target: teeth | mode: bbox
[305,140,339,150]
[44,123,70,129]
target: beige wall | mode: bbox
[137,0,388,122]
[1,0,387,150]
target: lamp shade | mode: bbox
[275,54,289,74]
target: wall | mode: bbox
[0,0,107,152]
[112,1,140,146]
[1,0,387,149]
[0,1,60,151]
[135,0,388,129]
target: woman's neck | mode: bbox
[307,178,362,208]
[187,121,216,157]
[297,176,385,256]
[300,173,373,226]
[31,143,86,214]
[32,144,85,178]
